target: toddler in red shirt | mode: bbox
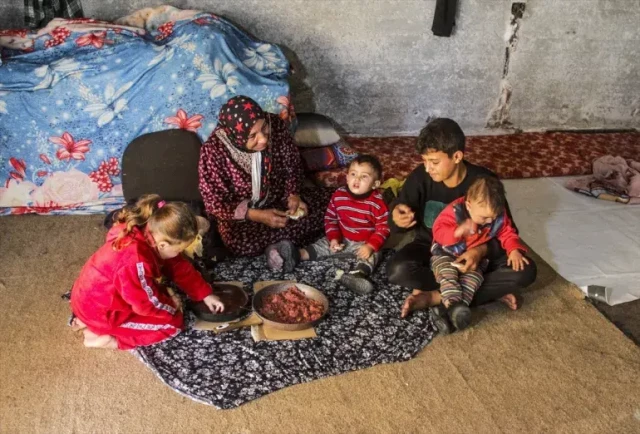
[431,176,528,333]
[269,155,390,295]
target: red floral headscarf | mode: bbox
[217,95,272,205]
[217,96,265,150]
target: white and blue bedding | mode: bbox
[0,10,293,214]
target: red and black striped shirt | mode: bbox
[324,187,390,251]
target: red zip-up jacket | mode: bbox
[70,224,212,349]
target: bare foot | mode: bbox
[70,317,87,332]
[498,293,520,311]
[83,329,118,349]
[401,290,441,318]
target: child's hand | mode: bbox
[507,250,529,271]
[330,239,345,252]
[454,219,478,238]
[356,244,374,260]
[203,294,224,313]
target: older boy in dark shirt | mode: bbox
[386,118,537,320]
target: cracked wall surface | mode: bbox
[1,0,638,135]
[487,2,526,129]
[507,0,640,131]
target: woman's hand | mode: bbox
[247,208,288,228]
[287,195,308,217]
[287,194,300,214]
[203,294,224,313]
[392,204,416,229]
[297,199,308,217]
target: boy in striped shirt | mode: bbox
[301,155,390,294]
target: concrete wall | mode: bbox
[0,2,22,29]
[1,0,638,135]
[507,0,640,131]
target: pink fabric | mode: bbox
[628,160,640,199]
[592,156,640,198]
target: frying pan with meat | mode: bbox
[252,282,329,331]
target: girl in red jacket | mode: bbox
[70,195,224,350]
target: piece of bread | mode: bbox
[288,208,306,220]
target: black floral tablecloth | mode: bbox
[134,253,435,409]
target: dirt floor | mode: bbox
[1,215,639,433]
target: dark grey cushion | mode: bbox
[122,129,203,203]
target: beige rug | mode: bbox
[0,215,638,433]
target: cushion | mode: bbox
[122,129,203,202]
[311,168,347,188]
[299,141,358,173]
[310,137,421,188]
[294,113,341,147]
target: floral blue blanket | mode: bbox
[0,9,293,215]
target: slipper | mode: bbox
[265,243,284,271]
[429,305,452,336]
[339,271,374,295]
[448,301,472,331]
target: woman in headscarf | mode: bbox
[198,95,332,269]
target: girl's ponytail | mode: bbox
[112,194,198,250]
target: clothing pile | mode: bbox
[565,156,640,204]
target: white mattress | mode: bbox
[503,177,640,305]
